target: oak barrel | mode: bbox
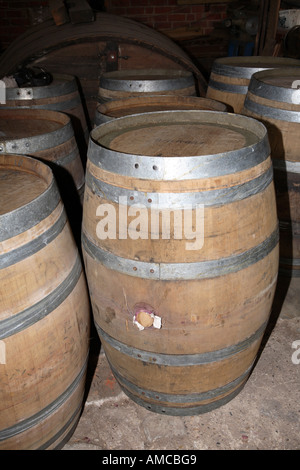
[206,56,300,113]
[0,154,90,449]
[0,73,89,157]
[94,95,228,127]
[82,110,279,415]
[242,68,300,276]
[97,69,197,104]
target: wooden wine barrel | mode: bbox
[82,110,279,415]
[0,73,89,156]
[0,108,85,240]
[206,56,300,113]
[0,13,207,124]
[94,94,228,127]
[242,68,300,277]
[0,154,90,449]
[97,69,197,104]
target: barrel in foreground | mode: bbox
[82,110,279,415]
[0,154,90,449]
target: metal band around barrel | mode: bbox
[248,74,300,104]
[0,207,67,270]
[82,226,279,281]
[212,61,268,79]
[212,59,299,79]
[208,78,248,94]
[86,166,273,208]
[0,253,82,339]
[117,379,245,416]
[94,111,113,127]
[100,75,194,93]
[244,97,300,123]
[0,178,60,242]
[272,159,300,174]
[88,134,270,182]
[110,361,252,404]
[5,77,77,100]
[0,120,74,154]
[0,352,88,441]
[96,321,266,366]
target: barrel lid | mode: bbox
[89,110,270,180]
[96,95,228,119]
[212,56,300,79]
[248,67,300,105]
[99,69,195,92]
[0,154,60,241]
[0,108,73,154]
[4,73,77,101]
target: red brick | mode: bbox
[126,6,146,15]
[9,17,28,25]
[130,0,149,5]
[173,21,190,28]
[144,7,154,14]
[168,13,186,21]
[186,14,196,22]
[6,9,27,17]
[190,5,205,14]
[153,6,173,14]
[155,22,172,30]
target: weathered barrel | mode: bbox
[0,154,90,449]
[82,110,279,415]
[97,69,197,104]
[242,67,300,277]
[94,94,228,127]
[206,56,300,113]
[0,73,89,157]
[0,108,85,240]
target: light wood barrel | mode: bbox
[0,108,85,240]
[0,154,90,449]
[206,56,300,113]
[0,73,89,158]
[82,110,279,415]
[98,69,197,104]
[94,94,228,127]
[242,68,300,277]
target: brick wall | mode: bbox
[0,0,228,51]
[105,0,228,37]
[0,0,50,50]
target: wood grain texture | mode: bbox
[206,56,300,113]
[242,68,300,276]
[94,95,228,126]
[82,110,279,414]
[0,154,90,449]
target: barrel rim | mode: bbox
[89,110,270,180]
[94,94,228,124]
[0,153,60,241]
[0,108,73,154]
[99,68,194,92]
[4,73,78,100]
[212,56,300,78]
[248,67,300,104]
